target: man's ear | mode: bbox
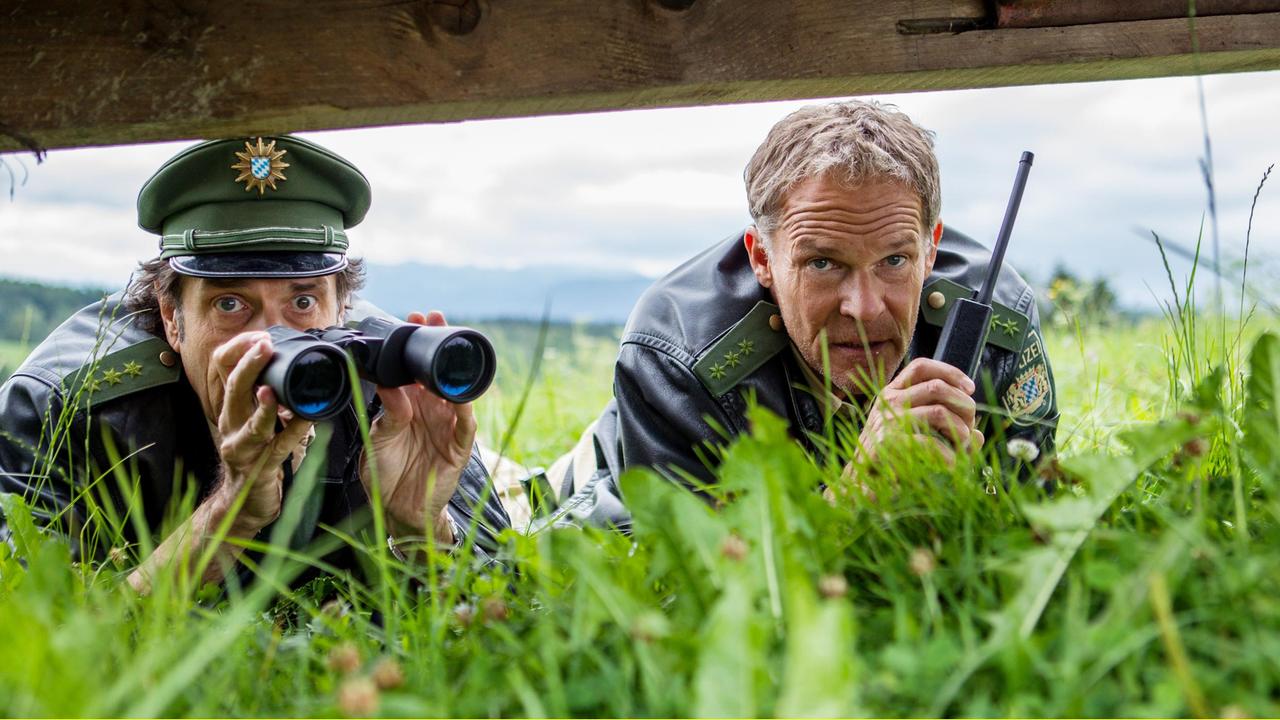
[157,291,183,352]
[744,226,774,289]
[924,220,943,275]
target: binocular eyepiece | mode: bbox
[258,318,497,421]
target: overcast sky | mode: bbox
[2,69,1278,308]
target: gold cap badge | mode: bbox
[231,137,290,194]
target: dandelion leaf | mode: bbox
[692,578,766,718]
[776,580,861,717]
[1244,332,1280,481]
[621,467,724,590]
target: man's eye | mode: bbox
[809,258,834,270]
[885,255,908,267]
[293,295,317,311]
[214,297,244,313]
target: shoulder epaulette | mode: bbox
[62,336,182,411]
[692,301,790,396]
[920,278,1030,353]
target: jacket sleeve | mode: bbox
[541,340,735,533]
[612,341,735,488]
[0,373,94,558]
[444,446,514,557]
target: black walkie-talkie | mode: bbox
[932,151,1034,379]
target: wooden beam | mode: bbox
[3,0,1279,153]
[991,0,1280,28]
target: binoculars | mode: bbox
[258,317,497,421]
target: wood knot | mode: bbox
[424,0,482,35]
[652,0,697,9]
[123,2,206,55]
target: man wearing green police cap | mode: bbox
[0,136,512,593]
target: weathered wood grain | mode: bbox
[1,0,1277,152]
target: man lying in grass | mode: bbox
[543,100,1059,529]
[0,136,510,592]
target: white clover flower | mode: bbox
[909,547,936,577]
[819,574,849,598]
[1006,438,1040,463]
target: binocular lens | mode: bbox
[286,347,348,418]
[434,335,489,399]
[264,319,496,419]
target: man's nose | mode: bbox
[838,274,886,324]
[246,305,287,331]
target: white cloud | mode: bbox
[0,202,149,285]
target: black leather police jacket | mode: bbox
[549,227,1058,530]
[0,294,511,574]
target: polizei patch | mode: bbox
[1005,327,1053,426]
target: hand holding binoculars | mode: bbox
[257,317,497,421]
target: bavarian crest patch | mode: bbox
[232,137,289,195]
[1004,327,1054,426]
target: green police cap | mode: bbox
[137,136,371,278]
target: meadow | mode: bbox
[1,300,1278,717]
[0,340,30,385]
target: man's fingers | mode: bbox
[405,310,447,327]
[970,427,986,451]
[221,336,275,430]
[402,384,475,456]
[373,385,413,433]
[207,332,267,418]
[269,417,316,467]
[914,433,957,465]
[452,401,477,452]
[219,387,278,465]
[892,379,977,426]
[247,386,279,441]
[903,405,973,446]
[211,332,270,376]
[894,358,976,396]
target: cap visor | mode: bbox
[169,251,347,279]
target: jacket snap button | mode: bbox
[769,314,784,331]
[159,351,178,368]
[927,291,946,309]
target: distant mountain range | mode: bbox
[360,262,656,324]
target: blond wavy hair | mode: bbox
[744,100,941,248]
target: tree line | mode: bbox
[0,277,105,344]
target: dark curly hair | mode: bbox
[122,257,367,335]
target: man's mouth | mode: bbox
[829,340,893,359]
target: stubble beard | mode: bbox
[798,314,919,400]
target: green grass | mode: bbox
[0,340,30,381]
[2,309,1279,717]
[471,319,620,468]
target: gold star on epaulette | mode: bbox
[122,361,143,378]
[101,368,124,386]
[87,377,102,393]
[709,363,727,380]
[723,350,742,368]
[737,339,755,356]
